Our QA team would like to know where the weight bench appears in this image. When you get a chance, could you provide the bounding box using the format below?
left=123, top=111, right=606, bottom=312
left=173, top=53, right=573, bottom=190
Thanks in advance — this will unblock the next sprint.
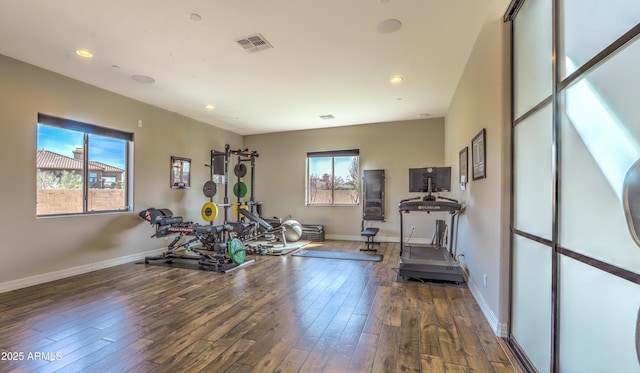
left=360, top=227, right=379, bottom=252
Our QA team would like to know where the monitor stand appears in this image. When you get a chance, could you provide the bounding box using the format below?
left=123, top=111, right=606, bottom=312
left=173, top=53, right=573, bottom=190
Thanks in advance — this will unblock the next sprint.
left=398, top=244, right=464, bottom=283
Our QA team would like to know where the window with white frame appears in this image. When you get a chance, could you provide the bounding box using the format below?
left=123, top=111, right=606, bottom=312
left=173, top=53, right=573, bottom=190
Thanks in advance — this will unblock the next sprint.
left=306, top=149, right=360, bottom=206
left=36, top=113, right=132, bottom=216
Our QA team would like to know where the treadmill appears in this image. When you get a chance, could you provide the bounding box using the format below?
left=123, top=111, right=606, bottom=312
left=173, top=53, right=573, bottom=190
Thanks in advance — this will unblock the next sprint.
left=397, top=169, right=464, bottom=283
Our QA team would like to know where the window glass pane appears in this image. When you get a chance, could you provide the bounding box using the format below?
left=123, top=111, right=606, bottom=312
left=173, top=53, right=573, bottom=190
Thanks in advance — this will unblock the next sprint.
left=561, top=0, right=640, bottom=79
left=308, top=157, right=333, bottom=204
left=511, top=235, right=552, bottom=373
left=513, top=103, right=553, bottom=240
left=36, top=124, right=84, bottom=215
left=560, top=39, right=640, bottom=274
left=87, top=134, right=127, bottom=212
left=334, top=156, right=359, bottom=205
left=559, top=256, right=640, bottom=372
left=513, top=0, right=552, bottom=118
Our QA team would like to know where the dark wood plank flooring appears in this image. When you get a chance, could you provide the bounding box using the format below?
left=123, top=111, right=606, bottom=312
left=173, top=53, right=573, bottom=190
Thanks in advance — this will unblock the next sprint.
left=0, top=241, right=518, bottom=372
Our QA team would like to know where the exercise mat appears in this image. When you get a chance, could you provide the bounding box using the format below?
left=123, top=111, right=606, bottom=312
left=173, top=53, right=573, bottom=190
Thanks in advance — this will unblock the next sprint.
left=292, top=249, right=383, bottom=262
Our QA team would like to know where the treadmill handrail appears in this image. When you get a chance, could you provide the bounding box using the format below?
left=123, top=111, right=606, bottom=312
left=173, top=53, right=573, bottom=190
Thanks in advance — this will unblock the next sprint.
left=436, top=196, right=459, bottom=203
left=398, top=199, right=462, bottom=213
left=399, top=196, right=421, bottom=203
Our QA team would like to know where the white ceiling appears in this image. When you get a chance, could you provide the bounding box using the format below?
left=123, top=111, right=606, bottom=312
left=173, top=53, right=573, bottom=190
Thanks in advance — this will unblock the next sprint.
left=0, top=0, right=499, bottom=135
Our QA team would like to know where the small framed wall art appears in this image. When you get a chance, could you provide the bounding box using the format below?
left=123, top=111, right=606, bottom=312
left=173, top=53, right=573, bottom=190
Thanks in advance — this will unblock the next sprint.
left=471, top=128, right=486, bottom=180
left=170, top=156, right=191, bottom=188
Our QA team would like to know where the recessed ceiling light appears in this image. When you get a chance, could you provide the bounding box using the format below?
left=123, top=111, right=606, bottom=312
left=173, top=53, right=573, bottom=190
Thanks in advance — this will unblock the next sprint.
left=418, top=113, right=430, bottom=118
left=205, top=104, right=215, bottom=110
left=319, top=114, right=335, bottom=120
left=75, top=49, right=93, bottom=58
left=376, top=19, right=402, bottom=34
left=131, top=75, right=155, bottom=84
left=390, top=76, right=403, bottom=83
left=189, top=13, right=202, bottom=21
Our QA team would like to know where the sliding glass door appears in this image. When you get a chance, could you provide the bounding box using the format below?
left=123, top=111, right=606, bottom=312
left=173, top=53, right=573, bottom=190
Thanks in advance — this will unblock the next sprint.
left=508, top=1, right=640, bottom=371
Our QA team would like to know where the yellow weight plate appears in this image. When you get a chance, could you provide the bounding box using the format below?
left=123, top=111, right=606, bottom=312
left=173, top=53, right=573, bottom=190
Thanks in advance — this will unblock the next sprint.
left=201, top=202, right=218, bottom=222
left=231, top=203, right=249, bottom=217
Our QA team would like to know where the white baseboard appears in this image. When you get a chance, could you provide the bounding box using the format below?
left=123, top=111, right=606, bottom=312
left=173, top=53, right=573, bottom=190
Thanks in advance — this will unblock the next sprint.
left=0, top=247, right=165, bottom=294
left=463, top=267, right=508, bottom=337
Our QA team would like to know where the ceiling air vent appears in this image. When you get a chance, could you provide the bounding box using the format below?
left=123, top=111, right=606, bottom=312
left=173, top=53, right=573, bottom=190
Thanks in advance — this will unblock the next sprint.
left=235, top=34, right=273, bottom=53
left=319, top=114, right=335, bottom=120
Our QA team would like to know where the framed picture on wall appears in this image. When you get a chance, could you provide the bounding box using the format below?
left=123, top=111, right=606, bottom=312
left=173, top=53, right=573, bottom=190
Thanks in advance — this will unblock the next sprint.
left=471, top=128, right=486, bottom=180
left=459, top=146, right=469, bottom=186
left=170, top=156, right=191, bottom=188
left=459, top=146, right=468, bottom=187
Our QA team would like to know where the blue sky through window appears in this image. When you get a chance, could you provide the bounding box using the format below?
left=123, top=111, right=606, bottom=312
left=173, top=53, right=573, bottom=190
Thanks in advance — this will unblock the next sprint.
left=308, top=156, right=354, bottom=181
left=37, top=124, right=126, bottom=169
left=88, top=134, right=126, bottom=169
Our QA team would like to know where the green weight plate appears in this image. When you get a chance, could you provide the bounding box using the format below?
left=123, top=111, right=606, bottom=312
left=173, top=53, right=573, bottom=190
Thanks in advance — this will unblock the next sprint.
left=228, top=238, right=246, bottom=264
left=233, top=182, right=248, bottom=198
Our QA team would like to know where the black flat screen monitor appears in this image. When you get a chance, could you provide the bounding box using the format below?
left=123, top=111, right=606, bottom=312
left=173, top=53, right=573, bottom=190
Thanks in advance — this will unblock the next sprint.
left=409, top=167, right=451, bottom=193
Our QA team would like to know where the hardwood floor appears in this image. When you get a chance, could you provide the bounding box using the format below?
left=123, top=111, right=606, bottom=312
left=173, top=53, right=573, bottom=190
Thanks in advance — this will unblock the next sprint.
left=0, top=241, right=518, bottom=372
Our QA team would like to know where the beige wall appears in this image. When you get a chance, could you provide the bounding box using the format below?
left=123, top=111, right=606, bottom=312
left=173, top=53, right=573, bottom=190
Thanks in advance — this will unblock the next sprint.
left=245, top=119, right=449, bottom=242
left=0, top=54, right=242, bottom=288
left=444, top=3, right=511, bottom=336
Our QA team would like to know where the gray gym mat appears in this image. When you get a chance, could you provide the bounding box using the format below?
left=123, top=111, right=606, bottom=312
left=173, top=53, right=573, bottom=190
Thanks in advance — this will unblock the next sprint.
left=292, top=249, right=383, bottom=262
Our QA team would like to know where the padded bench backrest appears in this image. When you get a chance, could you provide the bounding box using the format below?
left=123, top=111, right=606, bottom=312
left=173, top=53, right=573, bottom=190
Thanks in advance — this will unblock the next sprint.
left=139, top=208, right=183, bottom=226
